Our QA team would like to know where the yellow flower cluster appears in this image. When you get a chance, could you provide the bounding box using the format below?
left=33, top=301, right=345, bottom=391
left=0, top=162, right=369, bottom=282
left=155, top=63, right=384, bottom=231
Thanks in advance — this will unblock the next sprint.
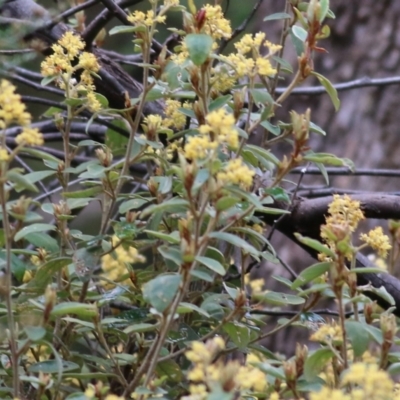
left=41, top=31, right=101, bottom=112
left=41, top=32, right=85, bottom=76
left=202, top=5, right=232, bottom=40
left=184, top=338, right=267, bottom=399
left=0, top=80, right=44, bottom=150
left=0, top=79, right=31, bottom=129
left=313, top=362, right=397, bottom=400
left=184, top=135, right=218, bottom=160
left=310, top=320, right=343, bottom=344
left=184, top=108, right=238, bottom=160
left=217, top=158, right=255, bottom=189
left=101, top=236, right=145, bottom=288
left=85, top=384, right=124, bottom=400
left=210, top=66, right=236, bottom=93
left=360, top=226, right=391, bottom=258
left=325, top=195, right=365, bottom=232
left=245, top=274, right=265, bottom=293
left=143, top=114, right=164, bottom=134
left=0, top=149, right=9, bottom=162
left=198, top=108, right=238, bottom=148
left=163, top=99, right=186, bottom=130
left=15, top=127, right=44, bottom=147
left=170, top=5, right=231, bottom=65
left=222, top=32, right=281, bottom=79
left=127, top=10, right=166, bottom=26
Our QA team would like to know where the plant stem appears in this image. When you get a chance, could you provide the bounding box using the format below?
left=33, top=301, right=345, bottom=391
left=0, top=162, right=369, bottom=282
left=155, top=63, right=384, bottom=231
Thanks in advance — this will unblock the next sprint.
left=0, top=182, right=19, bottom=396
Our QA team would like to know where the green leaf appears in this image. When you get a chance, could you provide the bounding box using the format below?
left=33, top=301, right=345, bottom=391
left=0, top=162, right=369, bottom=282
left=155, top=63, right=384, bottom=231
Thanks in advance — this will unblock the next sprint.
left=364, top=285, right=395, bottom=306
left=303, top=152, right=347, bottom=166
left=290, top=27, right=304, bottom=56
left=215, top=196, right=238, bottom=211
left=245, top=144, right=280, bottom=166
left=21, top=147, right=60, bottom=163
left=51, top=302, right=98, bottom=318
left=319, top=0, right=330, bottom=22
left=264, top=12, right=292, bottom=21
left=304, top=348, right=334, bottom=380
left=105, top=119, right=129, bottom=154
left=143, top=273, right=182, bottom=313
left=309, top=121, right=326, bottom=136
left=273, top=56, right=294, bottom=73
left=196, top=256, right=226, bottom=276
left=292, top=25, right=307, bottom=42
left=185, top=33, right=213, bottom=66
left=0, top=251, right=26, bottom=282
left=311, top=71, right=340, bottom=111
left=25, top=232, right=59, bottom=253
left=260, top=120, right=281, bottom=136
left=7, top=170, right=38, bottom=193
left=123, top=323, right=157, bottom=334
left=141, top=198, right=189, bottom=217
left=27, top=258, right=71, bottom=291
left=223, top=322, right=257, bottom=350
left=208, top=232, right=260, bottom=257
left=254, top=291, right=305, bottom=306
left=291, top=262, right=332, bottom=290
left=94, top=92, right=108, bottom=108
left=209, top=95, right=232, bottom=112
left=345, top=321, right=370, bottom=357
left=24, top=326, right=46, bottom=341
left=14, top=223, right=56, bottom=242
left=294, top=233, right=335, bottom=257
left=249, top=89, right=274, bottom=106
left=352, top=267, right=388, bottom=274
left=264, top=187, right=290, bottom=203
left=155, top=359, right=184, bottom=384
left=362, top=324, right=383, bottom=345
left=119, top=198, right=148, bottom=213
left=158, top=245, right=182, bottom=268
left=28, top=360, right=79, bottom=373
left=109, top=25, right=138, bottom=35
left=177, top=302, right=210, bottom=317
left=144, top=230, right=180, bottom=244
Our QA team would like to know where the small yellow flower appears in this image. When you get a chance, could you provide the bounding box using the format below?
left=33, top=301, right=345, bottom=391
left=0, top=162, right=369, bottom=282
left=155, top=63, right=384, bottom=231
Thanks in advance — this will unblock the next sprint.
left=78, top=52, right=100, bottom=71
left=143, top=114, right=164, bottom=133
left=58, top=31, right=85, bottom=58
left=163, top=99, right=186, bottom=130
left=187, top=365, right=205, bottom=382
left=360, top=226, right=391, bottom=258
left=15, top=127, right=44, bottom=147
left=256, top=57, right=277, bottom=76
left=342, top=362, right=394, bottom=398
left=104, top=395, right=124, bottom=400
left=0, top=79, right=32, bottom=128
left=217, top=158, right=255, bottom=189
left=248, top=278, right=264, bottom=294
left=310, top=387, right=350, bottom=400
left=184, top=135, right=218, bottom=160
left=202, top=5, right=232, bottom=40
left=326, top=194, right=365, bottom=231
left=128, top=9, right=166, bottom=26
left=101, top=236, right=145, bottom=289
left=310, top=321, right=342, bottom=344
left=0, top=148, right=10, bottom=162
left=199, top=108, right=238, bottom=148
left=23, top=270, right=33, bottom=283
left=86, top=92, right=102, bottom=113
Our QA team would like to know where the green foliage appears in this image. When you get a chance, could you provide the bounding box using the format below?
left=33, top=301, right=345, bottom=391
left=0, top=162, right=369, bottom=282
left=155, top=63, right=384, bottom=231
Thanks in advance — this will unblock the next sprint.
left=0, top=1, right=399, bottom=400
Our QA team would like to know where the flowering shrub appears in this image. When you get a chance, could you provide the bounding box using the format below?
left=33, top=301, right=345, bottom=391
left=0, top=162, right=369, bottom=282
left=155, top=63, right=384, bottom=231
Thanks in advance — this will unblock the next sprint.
left=1, top=0, right=400, bottom=399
